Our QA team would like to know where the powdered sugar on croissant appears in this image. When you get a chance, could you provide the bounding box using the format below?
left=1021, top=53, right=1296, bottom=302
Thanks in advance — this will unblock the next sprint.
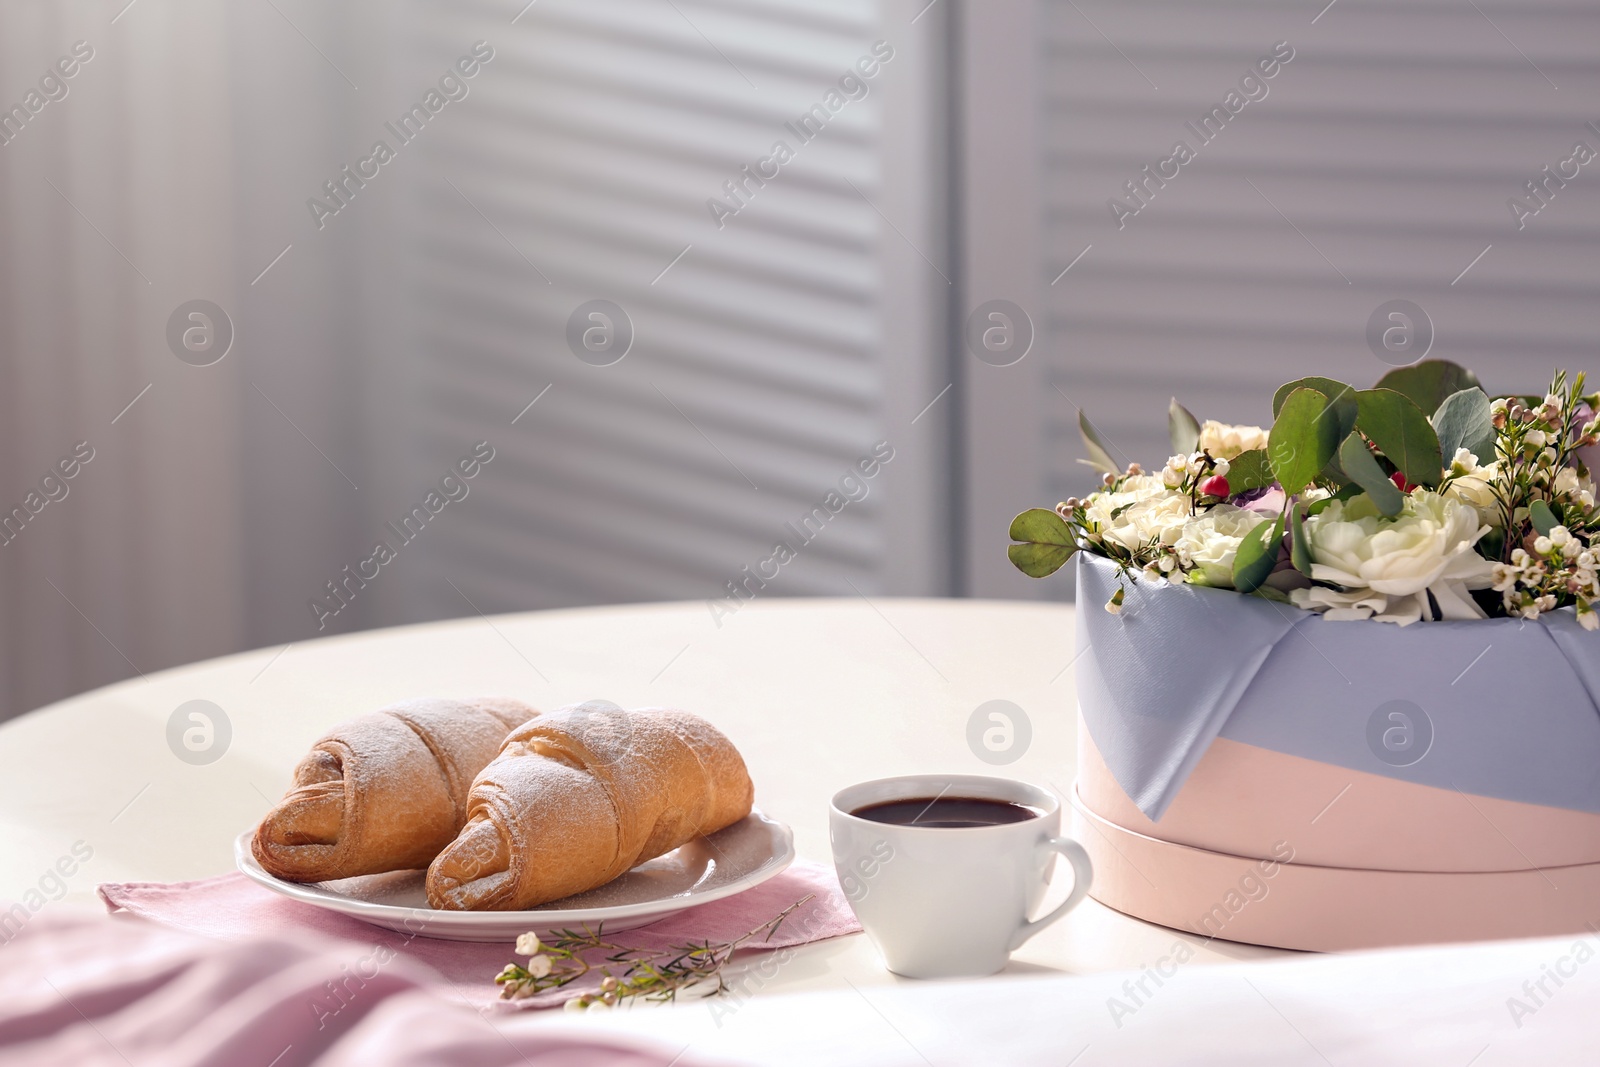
left=253, top=696, right=537, bottom=882
left=426, top=702, right=753, bottom=910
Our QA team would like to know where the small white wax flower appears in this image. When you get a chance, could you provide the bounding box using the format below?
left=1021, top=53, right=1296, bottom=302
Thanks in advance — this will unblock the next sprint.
left=1545, top=392, right=1565, bottom=412
left=1491, top=398, right=1509, bottom=413
left=1212, top=457, right=1231, bottom=477
left=526, top=955, right=553, bottom=979
left=1169, top=453, right=1189, bottom=472
left=1580, top=552, right=1596, bottom=569
left=1450, top=448, right=1479, bottom=473
left=563, top=998, right=588, bottom=1013
left=1581, top=610, right=1600, bottom=632
left=1527, top=429, right=1548, bottom=449
left=1565, top=539, right=1583, bottom=560
left=1105, top=589, right=1125, bottom=615
left=1535, top=536, right=1554, bottom=555
left=1551, top=525, right=1572, bottom=547
left=515, top=933, right=543, bottom=956
left=1541, top=447, right=1559, bottom=466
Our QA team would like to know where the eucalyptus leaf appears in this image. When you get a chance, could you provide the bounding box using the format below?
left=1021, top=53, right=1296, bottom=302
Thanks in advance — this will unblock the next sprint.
left=1319, top=450, right=1348, bottom=489
left=1225, top=449, right=1275, bottom=494
left=1269, top=388, right=1342, bottom=497
left=1288, top=501, right=1313, bottom=576
left=1169, top=398, right=1201, bottom=455
left=1077, top=411, right=1119, bottom=476
left=1355, top=388, right=1442, bottom=488
left=1338, top=432, right=1405, bottom=516
left=1312, top=393, right=1361, bottom=488
left=1273, top=376, right=1356, bottom=418
left=1232, top=514, right=1284, bottom=595
left=1530, top=499, right=1559, bottom=537
left=1375, top=360, right=1482, bottom=415
left=1006, top=508, right=1077, bottom=578
left=1307, top=484, right=1360, bottom=515
left=1432, top=387, right=1495, bottom=464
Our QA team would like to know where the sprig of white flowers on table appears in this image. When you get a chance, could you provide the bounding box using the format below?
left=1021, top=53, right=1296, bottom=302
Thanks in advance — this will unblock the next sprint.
left=492, top=897, right=810, bottom=1010
left=1009, top=362, right=1600, bottom=627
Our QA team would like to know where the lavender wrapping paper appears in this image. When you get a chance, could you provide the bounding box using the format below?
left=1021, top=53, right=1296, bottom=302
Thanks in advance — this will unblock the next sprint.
left=1075, top=553, right=1600, bottom=821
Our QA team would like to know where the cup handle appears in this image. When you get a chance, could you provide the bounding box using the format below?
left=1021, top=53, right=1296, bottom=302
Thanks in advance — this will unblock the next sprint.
left=1008, top=836, right=1094, bottom=952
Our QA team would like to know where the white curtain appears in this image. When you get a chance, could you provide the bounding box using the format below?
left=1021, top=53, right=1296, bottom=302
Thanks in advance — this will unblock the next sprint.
left=0, top=0, right=954, bottom=718
left=0, top=0, right=248, bottom=715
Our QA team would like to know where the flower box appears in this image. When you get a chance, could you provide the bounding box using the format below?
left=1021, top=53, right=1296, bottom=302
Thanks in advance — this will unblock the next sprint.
left=1069, top=552, right=1600, bottom=951
left=1005, top=361, right=1600, bottom=949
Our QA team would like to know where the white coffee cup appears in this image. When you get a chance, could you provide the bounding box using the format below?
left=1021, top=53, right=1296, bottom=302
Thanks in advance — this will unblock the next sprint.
left=829, top=774, right=1093, bottom=979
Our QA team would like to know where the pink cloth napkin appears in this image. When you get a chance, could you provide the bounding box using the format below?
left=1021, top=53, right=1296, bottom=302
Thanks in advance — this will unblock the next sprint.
left=98, top=860, right=859, bottom=1011
left=1, top=908, right=716, bottom=1067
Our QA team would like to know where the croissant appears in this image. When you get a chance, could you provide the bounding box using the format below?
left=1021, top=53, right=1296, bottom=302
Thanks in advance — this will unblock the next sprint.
left=426, top=702, right=754, bottom=910
left=252, top=696, right=538, bottom=882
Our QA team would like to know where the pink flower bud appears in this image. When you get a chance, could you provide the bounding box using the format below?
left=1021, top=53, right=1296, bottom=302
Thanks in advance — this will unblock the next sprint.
left=1199, top=474, right=1230, bottom=498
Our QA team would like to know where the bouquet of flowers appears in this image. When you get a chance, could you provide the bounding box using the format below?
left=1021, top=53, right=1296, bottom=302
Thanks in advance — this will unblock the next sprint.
left=1007, top=359, right=1600, bottom=627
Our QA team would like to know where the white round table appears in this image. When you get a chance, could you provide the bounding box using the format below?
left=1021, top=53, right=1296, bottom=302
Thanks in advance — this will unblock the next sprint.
left=0, top=597, right=1288, bottom=997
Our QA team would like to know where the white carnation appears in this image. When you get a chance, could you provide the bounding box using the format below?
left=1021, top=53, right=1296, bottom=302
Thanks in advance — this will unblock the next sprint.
left=1197, top=420, right=1269, bottom=461
left=1172, top=505, right=1269, bottom=588
left=1289, top=491, right=1494, bottom=625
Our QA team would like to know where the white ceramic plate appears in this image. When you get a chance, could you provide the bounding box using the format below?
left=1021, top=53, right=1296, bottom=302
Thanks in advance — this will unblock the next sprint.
left=234, top=810, right=796, bottom=942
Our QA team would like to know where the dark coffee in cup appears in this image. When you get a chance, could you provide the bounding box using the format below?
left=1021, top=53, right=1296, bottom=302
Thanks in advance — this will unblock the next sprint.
left=849, top=796, right=1042, bottom=829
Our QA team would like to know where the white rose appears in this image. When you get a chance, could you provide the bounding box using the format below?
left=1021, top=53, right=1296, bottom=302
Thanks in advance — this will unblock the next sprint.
left=1173, top=505, right=1269, bottom=588
left=1289, top=491, right=1494, bottom=625
left=1443, top=459, right=1502, bottom=526
left=1082, top=475, right=1192, bottom=553
left=1197, top=420, right=1270, bottom=461
left=1554, top=465, right=1594, bottom=503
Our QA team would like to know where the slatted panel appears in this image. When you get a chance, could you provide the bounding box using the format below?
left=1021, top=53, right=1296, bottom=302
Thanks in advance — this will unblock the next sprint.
left=1039, top=0, right=1600, bottom=511
left=381, top=0, right=900, bottom=613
